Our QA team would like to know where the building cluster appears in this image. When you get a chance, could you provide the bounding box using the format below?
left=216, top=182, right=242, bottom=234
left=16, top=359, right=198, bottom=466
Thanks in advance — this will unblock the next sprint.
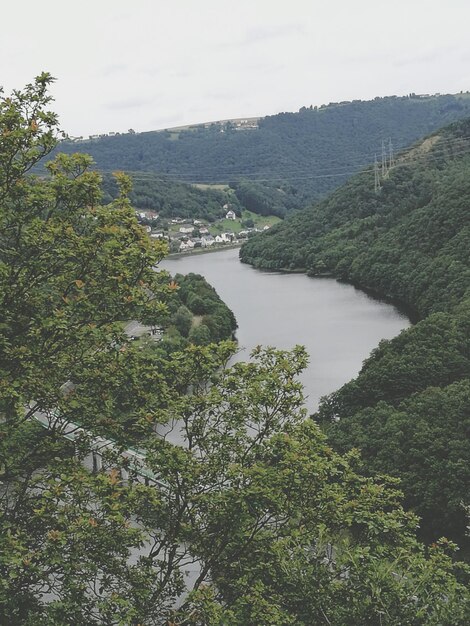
left=134, top=208, right=269, bottom=253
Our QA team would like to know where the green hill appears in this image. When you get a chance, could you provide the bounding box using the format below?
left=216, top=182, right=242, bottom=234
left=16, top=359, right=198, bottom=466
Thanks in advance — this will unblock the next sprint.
left=60, top=93, right=470, bottom=212
left=2, top=75, right=470, bottom=624
left=241, top=118, right=470, bottom=550
left=101, top=172, right=240, bottom=222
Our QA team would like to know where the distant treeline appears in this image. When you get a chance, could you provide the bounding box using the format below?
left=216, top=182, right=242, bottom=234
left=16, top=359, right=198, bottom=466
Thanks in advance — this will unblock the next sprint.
left=102, top=173, right=240, bottom=222
left=60, top=93, right=470, bottom=212
left=101, top=173, right=297, bottom=221
left=241, top=117, right=470, bottom=553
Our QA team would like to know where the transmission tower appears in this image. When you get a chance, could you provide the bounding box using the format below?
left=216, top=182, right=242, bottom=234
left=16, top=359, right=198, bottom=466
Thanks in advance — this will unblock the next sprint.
left=381, top=139, right=387, bottom=176
left=374, top=154, right=381, bottom=193
left=388, top=137, right=394, bottom=169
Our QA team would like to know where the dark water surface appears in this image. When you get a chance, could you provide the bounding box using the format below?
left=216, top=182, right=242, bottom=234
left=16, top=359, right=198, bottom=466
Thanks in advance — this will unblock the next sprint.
left=161, top=248, right=410, bottom=412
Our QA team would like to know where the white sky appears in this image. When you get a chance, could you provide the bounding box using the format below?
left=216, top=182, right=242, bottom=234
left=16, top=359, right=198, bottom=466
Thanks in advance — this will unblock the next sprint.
left=1, top=0, right=469, bottom=136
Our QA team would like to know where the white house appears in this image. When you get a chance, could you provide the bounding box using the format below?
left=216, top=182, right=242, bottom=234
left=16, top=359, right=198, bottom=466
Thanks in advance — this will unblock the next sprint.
left=179, top=226, right=194, bottom=234
left=201, top=235, right=215, bottom=247
left=179, top=239, right=195, bottom=251
left=225, top=210, right=236, bottom=220
left=215, top=232, right=234, bottom=244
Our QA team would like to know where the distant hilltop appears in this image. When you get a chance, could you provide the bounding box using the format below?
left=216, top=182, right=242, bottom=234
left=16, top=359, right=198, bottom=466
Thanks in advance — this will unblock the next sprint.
left=57, top=91, right=470, bottom=208
left=64, top=91, right=470, bottom=142
left=162, top=116, right=260, bottom=133
left=66, top=117, right=261, bottom=143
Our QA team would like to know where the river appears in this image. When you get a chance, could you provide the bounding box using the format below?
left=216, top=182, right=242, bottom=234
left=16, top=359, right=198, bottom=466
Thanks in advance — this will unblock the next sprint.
left=160, top=248, right=410, bottom=412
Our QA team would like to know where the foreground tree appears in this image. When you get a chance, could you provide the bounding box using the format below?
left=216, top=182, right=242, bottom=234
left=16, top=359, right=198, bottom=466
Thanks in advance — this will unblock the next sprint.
left=1, top=76, right=469, bottom=625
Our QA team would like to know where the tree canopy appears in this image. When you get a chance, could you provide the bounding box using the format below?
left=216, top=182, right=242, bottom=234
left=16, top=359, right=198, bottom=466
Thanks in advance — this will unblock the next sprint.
left=102, top=173, right=241, bottom=222
left=56, top=92, right=470, bottom=213
left=1, top=75, right=469, bottom=625
left=241, top=119, right=470, bottom=551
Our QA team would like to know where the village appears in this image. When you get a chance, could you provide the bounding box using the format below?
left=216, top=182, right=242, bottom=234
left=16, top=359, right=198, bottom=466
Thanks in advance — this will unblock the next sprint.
left=135, top=204, right=275, bottom=254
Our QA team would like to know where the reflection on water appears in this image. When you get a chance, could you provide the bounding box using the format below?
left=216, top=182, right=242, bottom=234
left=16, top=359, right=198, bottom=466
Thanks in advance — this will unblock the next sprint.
left=161, top=248, right=410, bottom=412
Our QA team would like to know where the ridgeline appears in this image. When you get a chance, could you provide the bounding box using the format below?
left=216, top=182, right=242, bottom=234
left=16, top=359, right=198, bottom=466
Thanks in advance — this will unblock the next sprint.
left=60, top=93, right=470, bottom=213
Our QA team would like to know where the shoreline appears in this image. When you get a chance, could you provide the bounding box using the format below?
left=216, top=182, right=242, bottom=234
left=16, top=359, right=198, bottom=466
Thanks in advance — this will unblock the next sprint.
left=167, top=242, right=242, bottom=259
left=239, top=259, right=418, bottom=323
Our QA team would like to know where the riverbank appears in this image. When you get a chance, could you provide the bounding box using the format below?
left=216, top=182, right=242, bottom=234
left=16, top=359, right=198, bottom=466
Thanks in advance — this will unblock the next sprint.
left=239, top=256, right=419, bottom=322
left=161, top=248, right=410, bottom=412
left=167, top=242, right=242, bottom=259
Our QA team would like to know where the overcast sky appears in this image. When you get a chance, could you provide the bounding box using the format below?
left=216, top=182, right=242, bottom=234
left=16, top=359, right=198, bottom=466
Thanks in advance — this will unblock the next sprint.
left=1, top=0, right=469, bottom=136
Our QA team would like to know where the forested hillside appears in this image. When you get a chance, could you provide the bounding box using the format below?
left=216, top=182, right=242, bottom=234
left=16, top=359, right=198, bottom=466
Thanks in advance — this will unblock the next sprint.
left=2, top=77, right=470, bottom=624
left=101, top=173, right=297, bottom=221
left=241, top=119, right=470, bottom=550
left=59, top=93, right=470, bottom=210
left=102, top=173, right=241, bottom=221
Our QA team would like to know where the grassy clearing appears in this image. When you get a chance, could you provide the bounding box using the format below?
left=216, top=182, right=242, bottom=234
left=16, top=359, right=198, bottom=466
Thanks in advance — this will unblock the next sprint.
left=242, top=210, right=282, bottom=228
left=208, top=211, right=281, bottom=235
left=210, top=219, right=243, bottom=234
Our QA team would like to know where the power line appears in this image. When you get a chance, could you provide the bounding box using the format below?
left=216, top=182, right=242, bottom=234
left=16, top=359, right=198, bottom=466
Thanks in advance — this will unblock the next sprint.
left=100, top=135, right=470, bottom=186
left=110, top=133, right=470, bottom=182
left=381, top=140, right=387, bottom=177
left=374, top=154, right=381, bottom=193
left=132, top=142, right=470, bottom=184
left=136, top=144, right=470, bottom=185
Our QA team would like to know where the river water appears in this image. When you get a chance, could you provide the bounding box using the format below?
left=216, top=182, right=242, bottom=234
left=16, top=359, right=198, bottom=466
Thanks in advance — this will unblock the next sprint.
left=160, top=248, right=410, bottom=412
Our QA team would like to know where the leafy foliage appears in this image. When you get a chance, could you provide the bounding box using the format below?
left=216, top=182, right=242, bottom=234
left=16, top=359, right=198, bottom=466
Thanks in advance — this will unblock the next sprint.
left=241, top=119, right=470, bottom=549
left=56, top=93, right=470, bottom=210
left=1, top=76, right=469, bottom=625
left=102, top=172, right=240, bottom=222
left=230, top=179, right=299, bottom=218
left=153, top=273, right=237, bottom=354
left=322, top=380, right=470, bottom=545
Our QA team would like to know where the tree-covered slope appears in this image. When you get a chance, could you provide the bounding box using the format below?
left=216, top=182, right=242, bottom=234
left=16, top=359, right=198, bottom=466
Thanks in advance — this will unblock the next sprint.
left=58, top=93, right=470, bottom=207
left=156, top=272, right=238, bottom=353
left=102, top=172, right=241, bottom=221
left=240, top=119, right=470, bottom=316
left=241, top=118, right=470, bottom=549
left=102, top=172, right=299, bottom=221
left=3, top=76, right=470, bottom=625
